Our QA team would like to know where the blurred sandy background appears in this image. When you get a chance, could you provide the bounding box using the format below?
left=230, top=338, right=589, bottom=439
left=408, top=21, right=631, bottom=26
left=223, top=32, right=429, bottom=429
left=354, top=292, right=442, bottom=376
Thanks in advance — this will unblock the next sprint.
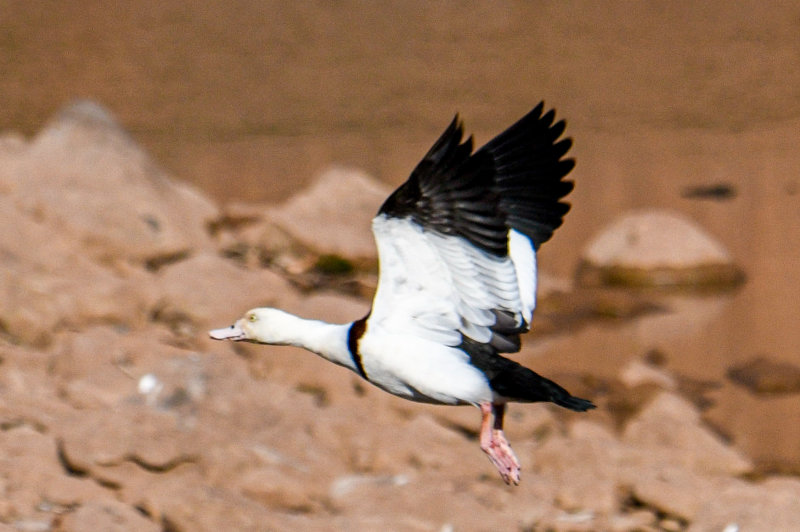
left=2, top=2, right=800, bottom=530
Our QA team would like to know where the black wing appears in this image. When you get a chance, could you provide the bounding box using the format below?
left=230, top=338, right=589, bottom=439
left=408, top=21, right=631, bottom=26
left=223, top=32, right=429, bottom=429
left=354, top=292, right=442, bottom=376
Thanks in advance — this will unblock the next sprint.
left=378, top=102, right=575, bottom=256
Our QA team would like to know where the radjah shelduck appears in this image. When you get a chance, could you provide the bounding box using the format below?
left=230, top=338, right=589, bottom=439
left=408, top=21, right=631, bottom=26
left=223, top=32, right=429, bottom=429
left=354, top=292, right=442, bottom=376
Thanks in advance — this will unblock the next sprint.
left=210, top=103, right=594, bottom=484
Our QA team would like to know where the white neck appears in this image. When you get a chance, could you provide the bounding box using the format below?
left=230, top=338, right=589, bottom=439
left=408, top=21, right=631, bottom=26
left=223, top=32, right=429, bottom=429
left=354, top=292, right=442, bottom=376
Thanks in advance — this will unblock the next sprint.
left=261, top=311, right=356, bottom=372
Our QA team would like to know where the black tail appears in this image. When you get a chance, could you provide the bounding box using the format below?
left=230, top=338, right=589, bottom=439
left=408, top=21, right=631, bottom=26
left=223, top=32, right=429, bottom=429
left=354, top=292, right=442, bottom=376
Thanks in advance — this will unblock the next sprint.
left=549, top=387, right=596, bottom=412
left=508, top=364, right=595, bottom=411
left=463, top=338, right=595, bottom=411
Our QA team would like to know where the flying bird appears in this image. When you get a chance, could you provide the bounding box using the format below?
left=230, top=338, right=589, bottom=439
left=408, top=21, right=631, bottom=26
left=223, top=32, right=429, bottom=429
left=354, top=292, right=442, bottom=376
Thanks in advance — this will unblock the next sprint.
left=210, top=103, right=594, bottom=484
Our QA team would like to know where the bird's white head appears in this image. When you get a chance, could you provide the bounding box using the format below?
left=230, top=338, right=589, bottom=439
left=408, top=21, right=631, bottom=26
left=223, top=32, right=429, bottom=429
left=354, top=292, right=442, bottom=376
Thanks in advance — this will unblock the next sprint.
left=209, top=307, right=295, bottom=345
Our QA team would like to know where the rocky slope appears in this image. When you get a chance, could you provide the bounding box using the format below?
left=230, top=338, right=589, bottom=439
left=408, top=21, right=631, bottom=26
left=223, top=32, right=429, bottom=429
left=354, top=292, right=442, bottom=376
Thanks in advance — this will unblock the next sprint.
left=0, top=103, right=797, bottom=531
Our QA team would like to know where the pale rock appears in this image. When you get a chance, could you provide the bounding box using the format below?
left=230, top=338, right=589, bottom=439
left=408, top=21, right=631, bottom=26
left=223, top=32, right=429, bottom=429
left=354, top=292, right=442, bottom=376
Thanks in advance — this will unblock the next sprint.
left=0, top=100, right=217, bottom=267
left=0, top=100, right=224, bottom=345
left=630, top=293, right=733, bottom=344
left=56, top=402, right=201, bottom=475
left=688, top=477, right=800, bottom=532
left=568, top=419, right=618, bottom=442
left=59, top=500, right=160, bottom=532
left=607, top=510, right=658, bottom=532
left=267, top=166, right=391, bottom=262
left=628, top=466, right=739, bottom=521
left=0, top=427, right=109, bottom=519
left=384, top=414, right=472, bottom=473
left=134, top=472, right=283, bottom=532
left=534, top=422, right=622, bottom=514
left=538, top=509, right=598, bottom=532
left=0, top=196, right=157, bottom=345
left=329, top=473, right=409, bottom=500
left=49, top=326, right=211, bottom=411
left=537, top=271, right=573, bottom=298
left=619, top=358, right=676, bottom=389
left=583, top=210, right=732, bottom=268
left=214, top=204, right=317, bottom=274
left=238, top=467, right=319, bottom=513
left=49, top=327, right=149, bottom=408
left=622, top=392, right=751, bottom=475
left=153, top=252, right=299, bottom=333
left=577, top=210, right=744, bottom=288
left=0, top=343, right=75, bottom=430
left=0, top=131, right=25, bottom=154
left=289, top=292, right=371, bottom=325
left=659, top=517, right=686, bottom=531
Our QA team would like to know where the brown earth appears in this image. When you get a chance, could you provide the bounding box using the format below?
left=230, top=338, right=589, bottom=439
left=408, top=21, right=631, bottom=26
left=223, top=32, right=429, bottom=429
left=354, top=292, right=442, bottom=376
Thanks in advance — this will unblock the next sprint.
left=2, top=2, right=800, bottom=531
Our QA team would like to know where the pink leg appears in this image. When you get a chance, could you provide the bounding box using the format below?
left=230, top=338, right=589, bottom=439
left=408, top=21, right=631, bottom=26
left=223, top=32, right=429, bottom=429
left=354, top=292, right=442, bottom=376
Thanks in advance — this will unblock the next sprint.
left=479, top=402, right=521, bottom=485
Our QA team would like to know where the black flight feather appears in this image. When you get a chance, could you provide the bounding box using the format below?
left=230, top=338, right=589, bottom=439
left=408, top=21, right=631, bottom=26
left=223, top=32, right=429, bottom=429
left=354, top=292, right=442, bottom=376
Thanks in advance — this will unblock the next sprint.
left=378, top=102, right=575, bottom=255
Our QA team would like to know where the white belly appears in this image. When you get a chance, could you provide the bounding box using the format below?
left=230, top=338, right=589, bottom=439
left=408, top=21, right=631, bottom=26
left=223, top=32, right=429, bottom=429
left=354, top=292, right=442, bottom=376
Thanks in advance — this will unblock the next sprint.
left=358, top=333, right=494, bottom=405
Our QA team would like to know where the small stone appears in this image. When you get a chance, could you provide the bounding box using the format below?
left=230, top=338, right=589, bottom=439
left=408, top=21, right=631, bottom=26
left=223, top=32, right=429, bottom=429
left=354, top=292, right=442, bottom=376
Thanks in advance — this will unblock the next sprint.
left=59, top=500, right=160, bottom=532
left=727, top=356, right=800, bottom=395
left=659, top=517, right=686, bottom=532
left=239, top=467, right=318, bottom=513
left=138, top=374, right=162, bottom=396
left=329, top=474, right=409, bottom=499
left=619, top=358, right=676, bottom=390
left=608, top=510, right=657, bottom=532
